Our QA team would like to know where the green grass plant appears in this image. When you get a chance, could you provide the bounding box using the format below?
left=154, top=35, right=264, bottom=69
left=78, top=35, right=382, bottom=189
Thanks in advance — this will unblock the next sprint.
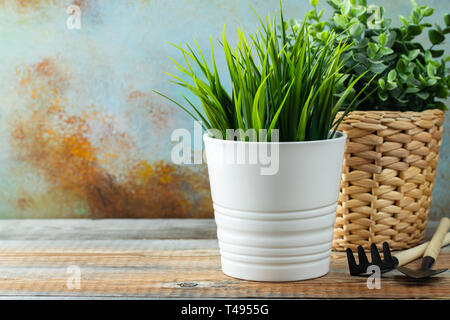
left=156, top=3, right=374, bottom=141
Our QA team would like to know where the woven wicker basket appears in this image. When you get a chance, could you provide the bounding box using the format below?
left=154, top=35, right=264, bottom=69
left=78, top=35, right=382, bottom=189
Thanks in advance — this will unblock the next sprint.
left=333, top=109, right=445, bottom=251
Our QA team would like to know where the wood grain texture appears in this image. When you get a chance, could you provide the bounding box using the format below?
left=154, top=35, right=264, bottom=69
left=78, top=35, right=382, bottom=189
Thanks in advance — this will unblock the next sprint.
left=0, top=219, right=217, bottom=240
left=0, top=220, right=447, bottom=299
left=0, top=219, right=439, bottom=240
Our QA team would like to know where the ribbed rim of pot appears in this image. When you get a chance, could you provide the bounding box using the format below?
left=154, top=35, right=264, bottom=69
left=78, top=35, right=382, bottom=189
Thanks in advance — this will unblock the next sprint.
left=203, top=131, right=346, bottom=145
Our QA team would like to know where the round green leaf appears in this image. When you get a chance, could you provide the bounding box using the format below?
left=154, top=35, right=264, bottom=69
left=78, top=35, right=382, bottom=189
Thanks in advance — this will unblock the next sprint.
left=408, top=49, right=420, bottom=60
left=399, top=15, right=408, bottom=26
left=405, top=87, right=420, bottom=93
left=436, top=86, right=449, bottom=98
left=341, top=1, right=351, bottom=15
left=407, top=25, right=422, bottom=36
left=426, top=78, right=437, bottom=86
left=377, top=89, right=388, bottom=101
left=378, top=33, right=387, bottom=46
left=386, top=81, right=397, bottom=90
left=417, top=91, right=430, bottom=100
left=428, top=29, right=445, bottom=45
left=350, top=21, right=364, bottom=36
left=333, top=14, right=347, bottom=28
left=430, top=50, right=444, bottom=58
left=444, top=13, right=450, bottom=26
left=422, top=7, right=434, bottom=17
left=388, top=70, right=397, bottom=81
left=410, top=9, right=420, bottom=24
left=370, top=63, right=388, bottom=74
left=366, top=42, right=378, bottom=59
left=380, top=47, right=393, bottom=56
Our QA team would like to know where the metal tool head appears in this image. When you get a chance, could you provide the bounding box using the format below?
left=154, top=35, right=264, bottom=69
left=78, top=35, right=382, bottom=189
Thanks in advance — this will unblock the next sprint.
left=397, top=267, right=448, bottom=279
left=346, top=242, right=398, bottom=276
left=397, top=256, right=448, bottom=279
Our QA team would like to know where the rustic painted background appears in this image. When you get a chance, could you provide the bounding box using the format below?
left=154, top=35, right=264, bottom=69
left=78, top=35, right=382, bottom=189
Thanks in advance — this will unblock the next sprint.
left=0, top=0, right=448, bottom=219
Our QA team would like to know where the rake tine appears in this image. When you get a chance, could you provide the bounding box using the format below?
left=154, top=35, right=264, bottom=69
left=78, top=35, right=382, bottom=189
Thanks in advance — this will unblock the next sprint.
left=382, top=241, right=393, bottom=262
left=370, top=243, right=383, bottom=266
left=346, top=248, right=359, bottom=275
left=357, top=245, right=369, bottom=269
left=380, top=241, right=398, bottom=272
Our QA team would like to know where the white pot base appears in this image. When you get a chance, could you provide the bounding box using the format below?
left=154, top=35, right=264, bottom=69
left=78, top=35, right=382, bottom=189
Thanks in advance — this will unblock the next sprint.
left=221, top=257, right=330, bottom=282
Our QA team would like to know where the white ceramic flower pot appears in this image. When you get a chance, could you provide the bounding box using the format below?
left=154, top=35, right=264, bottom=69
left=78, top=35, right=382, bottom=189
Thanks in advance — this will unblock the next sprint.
left=203, top=132, right=347, bottom=281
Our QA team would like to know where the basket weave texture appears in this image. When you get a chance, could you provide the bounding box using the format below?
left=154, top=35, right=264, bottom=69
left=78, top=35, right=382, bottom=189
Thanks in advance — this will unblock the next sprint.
left=333, top=109, right=445, bottom=251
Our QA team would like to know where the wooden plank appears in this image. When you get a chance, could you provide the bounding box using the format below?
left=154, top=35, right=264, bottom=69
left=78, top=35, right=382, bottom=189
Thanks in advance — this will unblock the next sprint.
left=0, top=219, right=217, bottom=240
left=0, top=219, right=439, bottom=240
left=0, top=220, right=447, bottom=299
left=0, top=239, right=448, bottom=299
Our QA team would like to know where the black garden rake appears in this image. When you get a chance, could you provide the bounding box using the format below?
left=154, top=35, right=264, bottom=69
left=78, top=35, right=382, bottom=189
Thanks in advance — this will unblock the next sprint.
left=346, top=242, right=397, bottom=276
left=346, top=231, right=450, bottom=276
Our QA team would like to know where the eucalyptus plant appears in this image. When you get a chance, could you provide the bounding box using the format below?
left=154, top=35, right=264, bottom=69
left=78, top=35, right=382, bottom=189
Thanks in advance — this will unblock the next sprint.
left=156, top=5, right=372, bottom=142
left=298, top=0, right=450, bottom=111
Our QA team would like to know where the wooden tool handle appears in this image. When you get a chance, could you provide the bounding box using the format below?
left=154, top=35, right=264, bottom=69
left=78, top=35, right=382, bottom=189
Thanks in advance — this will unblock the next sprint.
left=395, top=232, right=450, bottom=267
left=423, top=217, right=450, bottom=260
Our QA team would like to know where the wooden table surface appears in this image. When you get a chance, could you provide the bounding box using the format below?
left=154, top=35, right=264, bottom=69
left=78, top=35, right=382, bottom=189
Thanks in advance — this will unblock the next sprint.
left=0, top=219, right=448, bottom=299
